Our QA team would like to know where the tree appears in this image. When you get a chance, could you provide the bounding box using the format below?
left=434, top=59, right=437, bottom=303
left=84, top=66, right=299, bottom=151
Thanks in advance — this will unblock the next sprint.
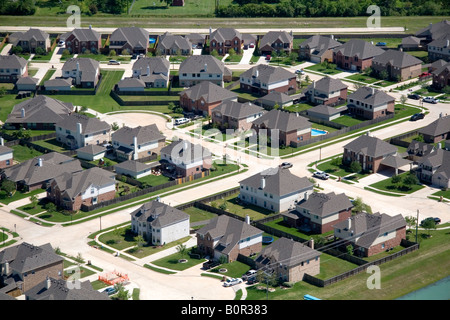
left=349, top=161, right=362, bottom=173
left=11, top=45, right=23, bottom=55
left=159, top=0, right=172, bottom=7
left=113, top=282, right=131, bottom=300
left=0, top=87, right=6, bottom=98
left=45, top=202, right=57, bottom=213
left=29, top=194, right=39, bottom=209
left=176, top=244, right=187, bottom=260
left=400, top=94, right=407, bottom=105
left=135, top=235, right=145, bottom=248
left=111, top=122, right=120, bottom=131
left=35, top=47, right=45, bottom=56
left=346, top=244, right=354, bottom=255
left=391, top=174, right=402, bottom=185
left=421, top=218, right=436, bottom=237
left=405, top=215, right=417, bottom=232
left=352, top=196, right=372, bottom=214
left=228, top=48, right=236, bottom=56
left=1, top=180, right=16, bottom=197
left=403, top=173, right=419, bottom=188
left=109, top=49, right=117, bottom=57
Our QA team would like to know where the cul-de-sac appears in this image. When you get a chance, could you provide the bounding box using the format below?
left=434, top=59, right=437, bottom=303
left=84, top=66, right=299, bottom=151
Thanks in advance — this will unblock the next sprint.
left=0, top=0, right=448, bottom=301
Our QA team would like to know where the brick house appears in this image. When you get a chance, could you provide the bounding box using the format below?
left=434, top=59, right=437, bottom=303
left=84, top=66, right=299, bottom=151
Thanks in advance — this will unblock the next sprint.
left=251, top=109, right=312, bottom=147
left=416, top=148, right=450, bottom=188
left=333, top=39, right=385, bottom=71
left=347, top=87, right=395, bottom=120
left=0, top=143, right=13, bottom=169
left=427, top=37, right=450, bottom=62
left=196, top=215, right=263, bottom=262
left=299, top=35, right=341, bottom=63
left=418, top=115, right=450, bottom=144
left=60, top=27, right=101, bottom=54
left=62, top=57, right=100, bottom=88
left=179, top=55, right=232, bottom=87
left=156, top=32, right=192, bottom=56
left=132, top=57, right=170, bottom=88
left=372, top=49, right=423, bottom=81
left=47, top=167, right=116, bottom=211
left=0, top=242, right=64, bottom=297
left=211, top=101, right=265, bottom=132
left=283, top=192, right=353, bottom=234
left=209, top=28, right=243, bottom=55
left=255, top=237, right=321, bottom=283
left=179, top=81, right=238, bottom=116
left=259, top=31, right=293, bottom=55
left=109, top=27, right=149, bottom=54
left=333, top=212, right=406, bottom=257
left=240, top=64, right=297, bottom=96
left=431, top=61, right=450, bottom=90
left=304, top=76, right=348, bottom=106
left=343, top=133, right=398, bottom=173
left=9, top=28, right=50, bottom=53
left=0, top=54, right=28, bottom=83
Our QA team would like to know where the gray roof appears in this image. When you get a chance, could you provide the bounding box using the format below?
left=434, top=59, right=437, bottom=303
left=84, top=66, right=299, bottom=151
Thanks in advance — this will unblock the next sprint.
left=157, top=32, right=192, bottom=51
left=115, top=159, right=151, bottom=173
left=300, top=35, right=342, bottom=56
left=6, top=95, right=74, bottom=125
left=112, top=124, right=165, bottom=146
left=348, top=87, right=395, bottom=106
left=110, top=27, right=149, bottom=50
left=132, top=57, right=170, bottom=75
left=407, top=140, right=435, bottom=157
left=185, top=33, right=205, bottom=44
left=239, top=167, right=313, bottom=197
left=333, top=39, right=385, bottom=60
left=118, top=77, right=145, bottom=89
left=380, top=154, right=412, bottom=169
left=9, top=28, right=49, bottom=44
left=252, top=109, right=311, bottom=133
left=180, top=81, right=237, bottom=103
left=419, top=149, right=450, bottom=175
left=297, top=192, right=353, bottom=217
left=51, top=167, right=115, bottom=200
left=131, top=200, right=189, bottom=228
left=76, top=144, right=106, bottom=155
left=61, top=28, right=100, bottom=42
left=160, top=139, right=211, bottom=165
left=62, top=57, right=100, bottom=74
left=210, top=28, right=242, bottom=43
left=401, top=36, right=422, bottom=46
left=0, top=54, right=28, bottom=70
left=259, top=91, right=293, bottom=104
left=306, top=76, right=347, bottom=94
left=16, top=76, right=39, bottom=85
left=179, top=55, right=230, bottom=75
left=344, top=134, right=398, bottom=158
left=334, top=212, right=406, bottom=249
left=415, top=20, right=450, bottom=40
left=212, top=101, right=264, bottom=120
left=196, top=215, right=262, bottom=255
left=0, top=145, right=13, bottom=155
left=430, top=59, right=448, bottom=71
left=3, top=152, right=83, bottom=186
left=260, top=31, right=292, bottom=48
left=307, top=104, right=347, bottom=117
left=25, top=278, right=110, bottom=300
left=255, top=237, right=320, bottom=268
left=432, top=61, right=450, bottom=76
left=240, top=64, right=295, bottom=85
left=419, top=115, right=450, bottom=137
left=55, top=113, right=111, bottom=134
left=44, top=78, right=72, bottom=88
left=373, top=49, right=422, bottom=68
left=0, top=242, right=63, bottom=275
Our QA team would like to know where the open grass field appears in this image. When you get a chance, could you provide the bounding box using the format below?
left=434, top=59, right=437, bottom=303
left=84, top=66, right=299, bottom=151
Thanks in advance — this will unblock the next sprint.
left=130, top=0, right=233, bottom=17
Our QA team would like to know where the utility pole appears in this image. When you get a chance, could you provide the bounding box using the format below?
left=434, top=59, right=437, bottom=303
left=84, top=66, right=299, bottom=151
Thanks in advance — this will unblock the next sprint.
left=415, top=209, right=419, bottom=243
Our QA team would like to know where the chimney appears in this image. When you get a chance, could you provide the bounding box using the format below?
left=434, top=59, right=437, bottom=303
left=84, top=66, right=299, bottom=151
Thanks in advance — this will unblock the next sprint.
left=304, top=191, right=308, bottom=201
left=309, top=238, right=314, bottom=250
left=255, top=69, right=259, bottom=78
left=4, top=261, right=9, bottom=275
left=133, top=136, right=138, bottom=160
left=260, top=177, right=265, bottom=189
left=345, top=217, right=351, bottom=230
left=183, top=140, right=188, bottom=151
left=89, top=25, right=92, bottom=29
left=46, top=276, right=51, bottom=290
left=38, top=158, right=43, bottom=167
left=146, top=64, right=150, bottom=76
left=76, top=122, right=82, bottom=134
left=0, top=137, right=4, bottom=146
left=447, top=40, right=449, bottom=47
left=245, top=215, right=250, bottom=225
left=290, top=30, right=293, bottom=38
left=371, top=87, right=375, bottom=95
left=366, top=131, right=371, bottom=136
left=204, top=63, right=207, bottom=72
left=331, top=35, right=334, bottom=40
left=21, top=108, right=25, bottom=118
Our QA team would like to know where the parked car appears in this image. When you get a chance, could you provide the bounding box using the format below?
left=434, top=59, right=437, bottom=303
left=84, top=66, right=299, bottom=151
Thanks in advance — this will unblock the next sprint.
left=313, top=171, right=330, bottom=180
left=408, top=94, right=421, bottom=100
left=132, top=54, right=137, bottom=59
left=410, top=113, right=425, bottom=121
left=247, top=276, right=259, bottom=285
left=223, top=278, right=243, bottom=287
left=202, top=260, right=220, bottom=270
left=242, top=269, right=257, bottom=281
left=58, top=40, right=65, bottom=46
left=249, top=43, right=255, bottom=48
left=376, top=42, right=387, bottom=46
left=295, top=69, right=305, bottom=74
left=423, top=96, right=439, bottom=104
left=419, top=72, right=431, bottom=78
left=280, top=162, right=293, bottom=169
left=174, top=118, right=189, bottom=125
left=103, top=287, right=117, bottom=296
left=265, top=55, right=271, bottom=61
left=421, top=217, right=441, bottom=226
left=108, top=60, right=120, bottom=65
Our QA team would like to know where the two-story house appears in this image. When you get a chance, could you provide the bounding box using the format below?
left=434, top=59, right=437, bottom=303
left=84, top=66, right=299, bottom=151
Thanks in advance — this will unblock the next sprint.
left=418, top=115, right=450, bottom=144
left=0, top=140, right=13, bottom=169
left=109, top=27, right=149, bottom=54
left=299, top=35, right=342, bottom=63
left=372, top=49, right=423, bottom=81
left=179, top=55, right=232, bottom=87
left=416, top=148, right=450, bottom=188
left=9, top=28, right=50, bottom=53
left=55, top=113, right=111, bottom=150
left=211, top=101, right=265, bottom=132
left=209, top=28, right=243, bottom=55
left=347, top=87, right=395, bottom=120
left=239, top=64, right=297, bottom=96
left=0, top=54, right=28, bottom=83
left=304, top=76, right=348, bottom=106
left=428, top=37, right=450, bottom=62
left=131, top=57, right=170, bottom=88
left=156, top=32, right=192, bottom=56
left=431, top=61, right=450, bottom=90
left=60, top=27, right=101, bottom=54
left=333, top=39, right=385, bottom=71
left=61, top=57, right=100, bottom=88
left=259, top=31, right=293, bottom=55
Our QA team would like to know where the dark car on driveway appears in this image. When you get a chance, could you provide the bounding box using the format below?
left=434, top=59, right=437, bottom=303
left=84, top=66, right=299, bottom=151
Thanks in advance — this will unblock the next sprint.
left=420, top=217, right=441, bottom=226
left=408, top=94, right=421, bottom=100
left=203, top=260, right=220, bottom=270
left=410, top=113, right=425, bottom=121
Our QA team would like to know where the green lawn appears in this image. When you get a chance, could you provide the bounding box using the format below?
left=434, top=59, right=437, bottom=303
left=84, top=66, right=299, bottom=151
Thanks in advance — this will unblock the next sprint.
left=182, top=206, right=217, bottom=223
left=32, top=138, right=69, bottom=153
left=130, top=0, right=233, bottom=16
left=0, top=188, right=44, bottom=205
left=345, top=73, right=380, bottom=84
left=263, top=218, right=311, bottom=241
left=331, top=115, right=365, bottom=127
left=305, top=63, right=342, bottom=75
left=98, top=226, right=136, bottom=251
left=0, top=95, right=30, bottom=122
left=137, top=174, right=171, bottom=187
left=10, top=144, right=45, bottom=162
left=369, top=172, right=425, bottom=195
left=210, top=261, right=252, bottom=279
left=39, top=68, right=56, bottom=85
left=338, top=38, right=402, bottom=49
left=284, top=103, right=314, bottom=113
left=314, top=252, right=360, bottom=280
left=432, top=189, right=450, bottom=200
left=225, top=54, right=243, bottom=63
left=316, top=157, right=360, bottom=177
left=151, top=246, right=206, bottom=271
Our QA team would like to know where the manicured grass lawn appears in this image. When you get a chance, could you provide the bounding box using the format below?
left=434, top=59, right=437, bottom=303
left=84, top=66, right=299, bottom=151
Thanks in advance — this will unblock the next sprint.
left=0, top=188, right=45, bottom=205
left=413, top=87, right=442, bottom=97
left=338, top=38, right=402, bottom=49
left=225, top=54, right=243, bottom=63
left=314, top=252, right=359, bottom=280
left=137, top=174, right=171, bottom=187
left=210, top=261, right=252, bottom=279
left=305, top=63, right=342, bottom=75
left=182, top=206, right=217, bottom=223
left=77, top=53, right=131, bottom=62
left=3, top=129, right=55, bottom=138
left=17, top=198, right=50, bottom=215
left=230, top=85, right=261, bottom=101
left=432, top=189, right=450, bottom=199
left=98, top=226, right=136, bottom=251
left=369, top=172, right=425, bottom=194
left=130, top=0, right=233, bottom=16
left=331, top=115, right=365, bottom=127
left=284, top=103, right=314, bottom=113
left=32, top=138, right=69, bottom=153
left=10, top=144, right=45, bottom=162
left=263, top=218, right=311, bottom=241
left=64, top=266, right=96, bottom=279
left=316, top=157, right=358, bottom=177
left=345, top=73, right=380, bottom=84
left=150, top=245, right=205, bottom=271
left=0, top=94, right=29, bottom=122
left=39, top=68, right=56, bottom=85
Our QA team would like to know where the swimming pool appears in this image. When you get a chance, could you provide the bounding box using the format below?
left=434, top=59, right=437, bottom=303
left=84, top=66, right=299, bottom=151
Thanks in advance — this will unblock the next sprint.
left=311, top=128, right=328, bottom=136
left=149, top=38, right=156, bottom=44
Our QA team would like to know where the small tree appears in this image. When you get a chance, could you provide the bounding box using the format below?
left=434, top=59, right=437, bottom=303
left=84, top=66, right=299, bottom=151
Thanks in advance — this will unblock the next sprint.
left=403, top=173, right=419, bottom=188
left=29, top=194, right=39, bottom=209
left=391, top=174, right=402, bottom=185
left=352, top=196, right=372, bottom=214
left=35, top=47, right=46, bottom=56
left=109, top=49, right=117, bottom=57
left=400, top=94, right=407, bottom=105
left=218, top=200, right=228, bottom=211
left=346, top=244, right=354, bottom=255
left=135, top=235, right=145, bottom=248
left=111, top=122, right=120, bottom=131
left=228, top=48, right=235, bottom=56
left=349, top=161, right=362, bottom=173
left=176, top=244, right=187, bottom=260
left=405, top=216, right=417, bottom=233
left=45, top=202, right=57, bottom=213
left=1, top=180, right=16, bottom=197
left=113, top=282, right=131, bottom=300
left=421, top=219, right=436, bottom=237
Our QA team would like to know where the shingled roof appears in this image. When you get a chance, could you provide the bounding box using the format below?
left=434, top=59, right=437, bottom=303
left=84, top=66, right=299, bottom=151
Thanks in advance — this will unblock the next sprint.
left=252, top=109, right=311, bottom=133
left=297, top=192, right=353, bottom=217
left=306, top=76, right=347, bottom=94
left=240, top=64, right=295, bottom=85
left=112, top=124, right=165, bottom=146
left=373, top=49, right=422, bottom=68
left=212, top=101, right=264, bottom=120
left=348, top=87, right=395, bottom=106
left=300, top=35, right=342, bottom=56
left=260, top=31, right=293, bottom=48
left=180, top=81, right=237, bottom=103
left=333, top=39, right=385, bottom=60
left=9, top=28, right=49, bottom=44
left=132, top=57, right=170, bottom=75
left=415, top=19, right=450, bottom=40
left=344, top=134, right=398, bottom=158
left=131, top=200, right=189, bottom=229
left=157, top=32, right=192, bottom=52
left=210, top=28, right=242, bottom=43
left=179, top=55, right=230, bottom=75
left=160, top=139, right=211, bottom=165
left=60, top=28, right=100, bottom=42
left=110, top=27, right=149, bottom=51
left=418, top=115, right=450, bottom=137
left=0, top=54, right=28, bottom=70
left=56, top=113, right=111, bottom=135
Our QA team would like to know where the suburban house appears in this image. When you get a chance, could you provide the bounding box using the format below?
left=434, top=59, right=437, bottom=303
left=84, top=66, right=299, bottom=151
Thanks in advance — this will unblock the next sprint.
left=0, top=141, right=13, bottom=169
left=76, top=144, right=107, bottom=162
left=0, top=54, right=28, bottom=83
left=185, top=33, right=206, bottom=48
left=47, top=167, right=116, bottom=211
left=1, top=152, right=83, bottom=191
left=240, top=64, right=297, bottom=96
left=415, top=20, right=450, bottom=44
left=160, top=139, right=212, bottom=178
left=372, top=49, right=423, bottom=81
left=114, top=160, right=156, bottom=179
left=0, top=242, right=64, bottom=297
left=179, top=81, right=238, bottom=116
left=15, top=76, right=39, bottom=91
left=116, top=78, right=145, bottom=92
left=211, top=101, right=265, bottom=131
left=55, top=113, right=111, bottom=150
left=400, top=36, right=423, bottom=51
left=60, top=27, right=101, bottom=54
left=251, top=109, right=312, bottom=147
left=178, top=55, right=232, bottom=87
left=306, top=104, right=348, bottom=121
left=25, top=278, right=110, bottom=300
left=416, top=148, right=450, bottom=188
left=130, top=200, right=190, bottom=245
left=239, top=167, right=314, bottom=213
left=156, top=32, right=192, bottom=56
left=418, top=115, right=450, bottom=143
left=333, top=39, right=385, bottom=71
left=429, top=59, right=447, bottom=73
left=5, top=95, right=74, bottom=130
left=347, top=87, right=395, bottom=120
left=256, top=91, right=294, bottom=110
left=196, top=215, right=263, bottom=262
left=9, top=28, right=50, bottom=53
left=259, top=31, right=293, bottom=55
left=283, top=192, right=353, bottom=234
left=304, top=76, right=348, bottom=106
left=111, top=124, right=166, bottom=161
left=431, top=61, right=450, bottom=89
left=44, top=78, right=72, bottom=92
left=406, top=140, right=436, bottom=162
left=61, top=57, right=100, bottom=88
left=299, top=35, right=342, bottom=63
left=131, top=57, right=170, bottom=88
left=343, top=133, right=398, bottom=173
left=209, top=28, right=243, bottom=55
left=427, top=37, right=450, bottom=62
left=109, top=27, right=149, bottom=54
left=254, top=237, right=321, bottom=283
left=333, top=212, right=407, bottom=257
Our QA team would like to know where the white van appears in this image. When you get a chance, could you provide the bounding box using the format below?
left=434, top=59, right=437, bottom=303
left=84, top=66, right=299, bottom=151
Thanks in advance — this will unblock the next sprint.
left=174, top=118, right=189, bottom=126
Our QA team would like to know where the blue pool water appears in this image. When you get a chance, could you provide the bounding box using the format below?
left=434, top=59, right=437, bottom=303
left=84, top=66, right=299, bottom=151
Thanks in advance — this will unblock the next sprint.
left=149, top=38, right=156, bottom=44
left=312, top=128, right=328, bottom=136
